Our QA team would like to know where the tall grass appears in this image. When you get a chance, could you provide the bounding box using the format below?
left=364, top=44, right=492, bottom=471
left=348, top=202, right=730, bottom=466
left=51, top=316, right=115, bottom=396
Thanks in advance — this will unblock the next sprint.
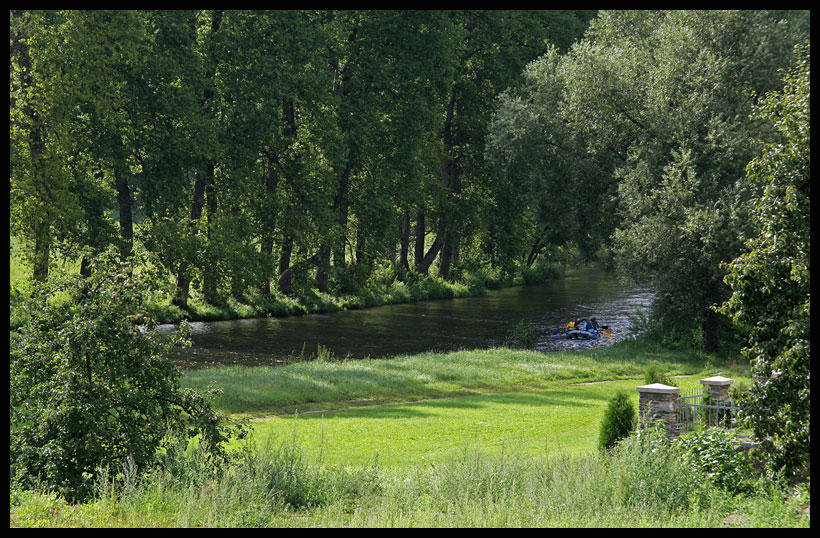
left=10, top=431, right=809, bottom=527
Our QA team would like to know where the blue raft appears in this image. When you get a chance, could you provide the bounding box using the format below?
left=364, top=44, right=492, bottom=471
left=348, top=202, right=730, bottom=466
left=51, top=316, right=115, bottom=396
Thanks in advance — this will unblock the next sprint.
left=565, top=329, right=599, bottom=340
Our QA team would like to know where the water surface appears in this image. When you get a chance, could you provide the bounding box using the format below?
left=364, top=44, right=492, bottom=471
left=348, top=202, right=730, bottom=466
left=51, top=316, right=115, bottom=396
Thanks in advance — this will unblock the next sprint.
left=161, top=267, right=653, bottom=370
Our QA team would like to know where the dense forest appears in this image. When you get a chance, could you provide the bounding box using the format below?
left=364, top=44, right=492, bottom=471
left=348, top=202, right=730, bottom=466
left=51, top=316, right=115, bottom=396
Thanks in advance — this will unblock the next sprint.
left=10, top=10, right=808, bottom=347
left=10, top=10, right=595, bottom=305
left=10, top=10, right=811, bottom=499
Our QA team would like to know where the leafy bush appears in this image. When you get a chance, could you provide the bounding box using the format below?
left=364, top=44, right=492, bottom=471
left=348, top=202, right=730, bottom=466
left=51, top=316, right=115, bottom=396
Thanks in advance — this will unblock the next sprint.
left=676, top=428, right=754, bottom=494
left=643, top=362, right=676, bottom=386
left=520, top=259, right=561, bottom=286
left=598, top=391, right=636, bottom=450
left=509, top=319, right=537, bottom=348
left=9, top=250, right=242, bottom=501
left=610, top=425, right=706, bottom=512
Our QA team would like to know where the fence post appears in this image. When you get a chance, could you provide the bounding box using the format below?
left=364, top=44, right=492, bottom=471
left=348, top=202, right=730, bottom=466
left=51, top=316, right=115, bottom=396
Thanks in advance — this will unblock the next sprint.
left=700, top=376, right=734, bottom=428
left=636, top=383, right=680, bottom=437
left=700, top=376, right=733, bottom=403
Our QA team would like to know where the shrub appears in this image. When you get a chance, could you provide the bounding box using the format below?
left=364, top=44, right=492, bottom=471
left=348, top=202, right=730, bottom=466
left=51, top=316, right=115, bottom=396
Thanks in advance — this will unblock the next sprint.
left=643, top=362, right=676, bottom=386
left=520, top=259, right=560, bottom=286
left=675, top=428, right=754, bottom=494
left=598, top=391, right=636, bottom=450
left=509, top=319, right=537, bottom=348
left=9, top=250, right=242, bottom=501
left=611, top=425, right=706, bottom=512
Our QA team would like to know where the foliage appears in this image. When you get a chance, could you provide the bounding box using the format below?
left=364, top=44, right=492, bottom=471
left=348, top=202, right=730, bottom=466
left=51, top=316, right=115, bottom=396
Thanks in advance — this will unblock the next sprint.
left=505, top=319, right=538, bottom=349
left=495, top=10, right=809, bottom=354
left=10, top=9, right=595, bottom=308
left=610, top=424, right=706, bottom=512
left=10, top=439, right=811, bottom=527
left=720, top=43, right=810, bottom=481
left=9, top=250, right=243, bottom=501
left=643, top=362, right=676, bottom=386
left=598, top=390, right=636, bottom=450
left=676, top=428, right=755, bottom=494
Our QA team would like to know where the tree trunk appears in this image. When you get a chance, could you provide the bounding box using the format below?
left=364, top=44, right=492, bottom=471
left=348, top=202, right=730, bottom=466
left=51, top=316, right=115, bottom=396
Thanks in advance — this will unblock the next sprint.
left=259, top=155, right=279, bottom=297
left=414, top=212, right=426, bottom=271
left=13, top=16, right=50, bottom=283
left=316, top=246, right=331, bottom=292
left=32, top=219, right=50, bottom=283
left=172, top=168, right=207, bottom=309
left=439, top=232, right=454, bottom=280
left=333, top=157, right=353, bottom=270
left=113, top=163, right=133, bottom=260
left=399, top=213, right=410, bottom=271
left=278, top=234, right=294, bottom=295
left=355, top=230, right=366, bottom=266
left=437, top=89, right=461, bottom=281
left=701, top=307, right=719, bottom=354
left=416, top=234, right=443, bottom=275
left=202, top=162, right=219, bottom=303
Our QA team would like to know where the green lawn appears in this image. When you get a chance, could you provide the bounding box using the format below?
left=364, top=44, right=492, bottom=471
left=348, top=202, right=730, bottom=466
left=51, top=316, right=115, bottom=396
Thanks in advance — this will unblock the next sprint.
left=185, top=344, right=747, bottom=467
left=245, top=380, right=644, bottom=467
left=182, top=343, right=747, bottom=418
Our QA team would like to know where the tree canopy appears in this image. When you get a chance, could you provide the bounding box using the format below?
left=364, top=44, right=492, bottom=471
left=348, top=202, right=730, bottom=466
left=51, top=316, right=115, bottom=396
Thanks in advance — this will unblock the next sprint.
left=10, top=9, right=596, bottom=303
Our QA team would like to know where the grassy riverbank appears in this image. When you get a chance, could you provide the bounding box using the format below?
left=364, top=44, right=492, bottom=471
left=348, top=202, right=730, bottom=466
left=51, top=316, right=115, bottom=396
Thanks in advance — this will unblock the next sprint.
left=10, top=338, right=810, bottom=527
left=10, top=234, right=565, bottom=325
left=182, top=339, right=752, bottom=468
left=181, top=338, right=743, bottom=418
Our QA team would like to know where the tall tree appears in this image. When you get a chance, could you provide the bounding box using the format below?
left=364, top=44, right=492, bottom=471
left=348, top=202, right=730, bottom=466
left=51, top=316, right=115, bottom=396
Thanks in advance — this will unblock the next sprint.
left=10, top=10, right=82, bottom=282
left=720, top=43, right=810, bottom=479
left=558, top=10, right=809, bottom=351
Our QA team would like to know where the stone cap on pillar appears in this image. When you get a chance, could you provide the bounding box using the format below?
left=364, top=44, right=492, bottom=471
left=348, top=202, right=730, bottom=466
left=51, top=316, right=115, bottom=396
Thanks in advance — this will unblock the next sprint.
left=700, top=376, right=733, bottom=386
left=636, top=383, right=680, bottom=394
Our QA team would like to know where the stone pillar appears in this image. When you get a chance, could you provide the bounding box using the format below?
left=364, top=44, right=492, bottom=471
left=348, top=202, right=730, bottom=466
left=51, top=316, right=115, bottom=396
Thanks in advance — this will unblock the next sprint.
left=700, top=376, right=734, bottom=427
left=636, top=383, right=680, bottom=436
left=700, top=376, right=733, bottom=403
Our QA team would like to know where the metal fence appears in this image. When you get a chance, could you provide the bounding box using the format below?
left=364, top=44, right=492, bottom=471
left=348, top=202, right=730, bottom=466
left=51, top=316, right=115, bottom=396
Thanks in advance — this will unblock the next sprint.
left=674, top=387, right=742, bottom=434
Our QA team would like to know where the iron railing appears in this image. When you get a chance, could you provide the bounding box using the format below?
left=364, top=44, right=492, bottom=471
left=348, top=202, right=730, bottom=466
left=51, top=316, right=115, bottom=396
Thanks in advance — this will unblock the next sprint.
left=674, top=387, right=742, bottom=434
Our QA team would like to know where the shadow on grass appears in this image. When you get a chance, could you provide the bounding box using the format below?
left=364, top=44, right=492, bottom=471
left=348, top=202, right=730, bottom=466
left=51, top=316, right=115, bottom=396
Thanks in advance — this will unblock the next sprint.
left=284, top=384, right=634, bottom=422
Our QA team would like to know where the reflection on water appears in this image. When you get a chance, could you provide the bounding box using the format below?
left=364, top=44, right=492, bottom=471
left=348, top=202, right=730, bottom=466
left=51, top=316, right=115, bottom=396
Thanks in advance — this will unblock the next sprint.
left=160, top=267, right=654, bottom=370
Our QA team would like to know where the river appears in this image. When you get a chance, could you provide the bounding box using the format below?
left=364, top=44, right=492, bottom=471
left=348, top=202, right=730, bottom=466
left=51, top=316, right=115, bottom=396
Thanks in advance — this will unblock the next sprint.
left=160, top=266, right=654, bottom=370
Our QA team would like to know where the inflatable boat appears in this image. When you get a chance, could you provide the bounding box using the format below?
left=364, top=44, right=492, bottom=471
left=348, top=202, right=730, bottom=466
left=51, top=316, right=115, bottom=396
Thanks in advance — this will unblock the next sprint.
left=566, top=329, right=599, bottom=340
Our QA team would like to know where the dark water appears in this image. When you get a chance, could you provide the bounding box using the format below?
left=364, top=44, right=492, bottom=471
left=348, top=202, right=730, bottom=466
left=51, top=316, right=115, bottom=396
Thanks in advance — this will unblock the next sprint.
left=160, top=267, right=653, bottom=370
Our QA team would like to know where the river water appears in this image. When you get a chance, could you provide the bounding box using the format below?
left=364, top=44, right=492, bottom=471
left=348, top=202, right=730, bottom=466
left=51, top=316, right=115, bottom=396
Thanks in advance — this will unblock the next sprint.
left=160, top=266, right=654, bottom=370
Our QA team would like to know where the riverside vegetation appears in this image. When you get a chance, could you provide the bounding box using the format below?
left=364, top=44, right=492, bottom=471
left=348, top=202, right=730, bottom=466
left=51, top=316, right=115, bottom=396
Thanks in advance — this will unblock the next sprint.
left=10, top=9, right=810, bottom=528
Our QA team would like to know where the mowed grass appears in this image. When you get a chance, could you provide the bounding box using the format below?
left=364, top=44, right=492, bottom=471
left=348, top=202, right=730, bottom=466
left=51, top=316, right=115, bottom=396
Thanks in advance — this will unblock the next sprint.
left=183, top=342, right=750, bottom=467
left=16, top=342, right=803, bottom=528
left=244, top=380, right=644, bottom=467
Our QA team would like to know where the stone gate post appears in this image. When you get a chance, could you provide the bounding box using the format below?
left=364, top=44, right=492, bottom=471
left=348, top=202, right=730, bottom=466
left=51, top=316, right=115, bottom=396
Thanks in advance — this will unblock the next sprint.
left=700, top=376, right=733, bottom=403
left=636, top=383, right=680, bottom=437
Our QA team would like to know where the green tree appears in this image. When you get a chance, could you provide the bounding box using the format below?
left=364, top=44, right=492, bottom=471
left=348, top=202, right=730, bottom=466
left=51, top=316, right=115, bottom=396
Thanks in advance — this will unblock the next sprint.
left=486, top=44, right=619, bottom=275
left=720, top=43, right=810, bottom=480
left=9, top=251, right=239, bottom=501
left=556, top=10, right=808, bottom=352
left=10, top=10, right=84, bottom=282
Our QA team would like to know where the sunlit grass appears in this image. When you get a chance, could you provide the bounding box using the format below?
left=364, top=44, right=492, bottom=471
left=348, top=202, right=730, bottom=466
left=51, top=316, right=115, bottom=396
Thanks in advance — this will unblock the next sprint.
left=182, top=341, right=749, bottom=418
left=245, top=381, right=641, bottom=467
